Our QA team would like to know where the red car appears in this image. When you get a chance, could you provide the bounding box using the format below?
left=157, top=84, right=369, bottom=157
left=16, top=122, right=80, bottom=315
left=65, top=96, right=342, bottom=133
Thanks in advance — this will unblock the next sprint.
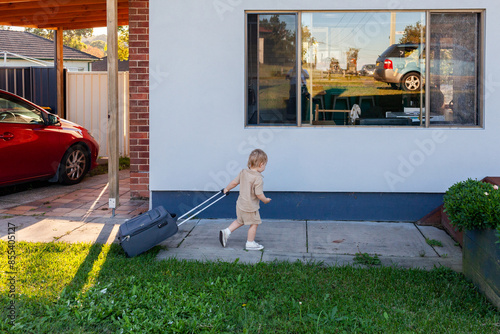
left=0, top=89, right=99, bottom=187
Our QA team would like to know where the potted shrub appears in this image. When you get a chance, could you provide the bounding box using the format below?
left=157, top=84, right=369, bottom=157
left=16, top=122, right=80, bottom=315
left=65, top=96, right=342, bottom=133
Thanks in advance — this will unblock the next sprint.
left=443, top=178, right=500, bottom=309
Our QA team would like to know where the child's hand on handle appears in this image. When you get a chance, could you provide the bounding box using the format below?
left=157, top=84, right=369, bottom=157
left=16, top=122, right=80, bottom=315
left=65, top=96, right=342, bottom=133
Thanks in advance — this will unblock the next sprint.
left=224, top=180, right=239, bottom=195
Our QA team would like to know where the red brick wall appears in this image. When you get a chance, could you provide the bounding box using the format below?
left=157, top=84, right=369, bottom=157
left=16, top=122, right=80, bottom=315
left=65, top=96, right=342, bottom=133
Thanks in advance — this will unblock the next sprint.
left=129, top=0, right=150, bottom=198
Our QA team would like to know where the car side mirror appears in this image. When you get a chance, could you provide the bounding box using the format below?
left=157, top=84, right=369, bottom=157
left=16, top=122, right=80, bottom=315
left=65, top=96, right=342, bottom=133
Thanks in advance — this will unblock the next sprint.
left=47, top=114, right=60, bottom=126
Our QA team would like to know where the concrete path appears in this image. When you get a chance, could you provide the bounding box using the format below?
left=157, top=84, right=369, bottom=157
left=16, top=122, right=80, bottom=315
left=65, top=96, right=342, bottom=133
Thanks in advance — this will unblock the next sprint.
left=0, top=171, right=462, bottom=271
left=0, top=214, right=462, bottom=271
left=156, top=219, right=462, bottom=271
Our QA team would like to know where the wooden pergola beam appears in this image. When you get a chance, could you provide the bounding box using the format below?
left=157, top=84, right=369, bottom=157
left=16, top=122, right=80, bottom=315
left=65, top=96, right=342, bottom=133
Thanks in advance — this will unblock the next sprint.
left=59, top=20, right=128, bottom=30
left=0, top=0, right=129, bottom=11
left=0, top=0, right=129, bottom=28
left=22, top=13, right=129, bottom=28
left=0, top=5, right=129, bottom=19
left=3, top=12, right=128, bottom=27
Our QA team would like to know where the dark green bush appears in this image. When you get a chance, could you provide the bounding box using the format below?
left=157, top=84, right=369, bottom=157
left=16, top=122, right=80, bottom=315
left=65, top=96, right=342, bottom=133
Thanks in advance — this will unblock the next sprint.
left=443, top=178, right=500, bottom=232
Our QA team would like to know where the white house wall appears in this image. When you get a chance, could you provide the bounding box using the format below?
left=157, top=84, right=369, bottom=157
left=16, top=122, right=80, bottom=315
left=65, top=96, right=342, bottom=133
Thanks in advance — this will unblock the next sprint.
left=149, top=0, right=500, bottom=195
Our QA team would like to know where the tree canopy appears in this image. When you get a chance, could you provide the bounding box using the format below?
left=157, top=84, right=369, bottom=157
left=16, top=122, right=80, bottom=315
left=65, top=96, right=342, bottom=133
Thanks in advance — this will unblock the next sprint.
left=259, top=15, right=295, bottom=65
left=24, top=27, right=129, bottom=61
left=118, top=26, right=129, bottom=61
left=399, top=21, right=426, bottom=44
left=90, top=40, right=106, bottom=51
left=25, top=28, right=93, bottom=51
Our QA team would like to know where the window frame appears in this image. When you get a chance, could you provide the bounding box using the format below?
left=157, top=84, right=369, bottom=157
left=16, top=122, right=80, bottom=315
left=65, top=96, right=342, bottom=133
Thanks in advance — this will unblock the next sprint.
left=244, top=9, right=485, bottom=129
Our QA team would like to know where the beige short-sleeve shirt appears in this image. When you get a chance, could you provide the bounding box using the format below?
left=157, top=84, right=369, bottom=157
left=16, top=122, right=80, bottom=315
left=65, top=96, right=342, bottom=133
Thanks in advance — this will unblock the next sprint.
left=233, top=169, right=264, bottom=212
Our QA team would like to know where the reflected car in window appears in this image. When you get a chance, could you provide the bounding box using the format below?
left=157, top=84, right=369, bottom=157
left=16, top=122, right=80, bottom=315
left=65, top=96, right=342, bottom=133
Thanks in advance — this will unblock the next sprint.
left=0, top=89, right=99, bottom=187
left=374, top=43, right=477, bottom=93
left=359, top=64, right=376, bottom=76
left=373, top=43, right=425, bottom=91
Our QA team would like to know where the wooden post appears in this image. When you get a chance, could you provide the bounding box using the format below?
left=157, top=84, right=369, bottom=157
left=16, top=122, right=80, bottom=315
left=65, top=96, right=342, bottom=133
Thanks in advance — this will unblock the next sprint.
left=55, top=27, right=64, bottom=117
left=390, top=12, right=397, bottom=46
left=107, top=0, right=119, bottom=213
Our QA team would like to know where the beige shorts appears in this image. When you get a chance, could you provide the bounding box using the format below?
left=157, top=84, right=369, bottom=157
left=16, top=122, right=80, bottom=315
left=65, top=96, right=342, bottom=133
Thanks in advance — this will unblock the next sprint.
left=236, top=207, right=262, bottom=226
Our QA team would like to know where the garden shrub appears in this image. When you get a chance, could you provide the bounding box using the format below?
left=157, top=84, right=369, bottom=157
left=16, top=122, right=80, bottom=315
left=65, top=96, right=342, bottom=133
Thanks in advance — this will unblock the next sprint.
left=443, top=178, right=500, bottom=232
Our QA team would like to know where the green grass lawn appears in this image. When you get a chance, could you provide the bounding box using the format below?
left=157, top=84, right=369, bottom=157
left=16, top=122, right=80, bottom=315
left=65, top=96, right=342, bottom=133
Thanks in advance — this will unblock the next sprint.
left=1, top=241, right=499, bottom=333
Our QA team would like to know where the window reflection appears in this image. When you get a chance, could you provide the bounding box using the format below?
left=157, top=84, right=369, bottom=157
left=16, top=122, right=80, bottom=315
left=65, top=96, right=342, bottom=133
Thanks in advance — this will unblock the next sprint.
left=302, top=12, right=426, bottom=126
left=247, top=14, right=297, bottom=125
left=0, top=97, right=43, bottom=124
left=246, top=11, right=481, bottom=127
left=430, top=13, right=480, bottom=125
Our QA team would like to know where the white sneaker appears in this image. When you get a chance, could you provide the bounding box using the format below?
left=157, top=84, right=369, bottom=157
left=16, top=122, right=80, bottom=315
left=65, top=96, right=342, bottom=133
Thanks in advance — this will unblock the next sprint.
left=245, top=241, right=264, bottom=251
left=219, top=229, right=229, bottom=248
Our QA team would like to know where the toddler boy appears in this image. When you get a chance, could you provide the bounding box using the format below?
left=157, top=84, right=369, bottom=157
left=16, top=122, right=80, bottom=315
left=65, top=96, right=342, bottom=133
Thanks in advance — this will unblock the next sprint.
left=219, top=149, right=271, bottom=250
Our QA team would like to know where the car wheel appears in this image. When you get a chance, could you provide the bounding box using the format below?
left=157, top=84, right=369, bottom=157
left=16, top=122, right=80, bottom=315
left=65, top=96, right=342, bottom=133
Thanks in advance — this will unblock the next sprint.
left=401, top=73, right=421, bottom=91
left=59, top=145, right=89, bottom=185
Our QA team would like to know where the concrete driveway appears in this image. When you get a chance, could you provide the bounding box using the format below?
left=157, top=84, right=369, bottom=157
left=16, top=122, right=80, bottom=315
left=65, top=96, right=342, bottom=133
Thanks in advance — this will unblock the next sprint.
left=0, top=170, right=148, bottom=218
left=0, top=170, right=149, bottom=244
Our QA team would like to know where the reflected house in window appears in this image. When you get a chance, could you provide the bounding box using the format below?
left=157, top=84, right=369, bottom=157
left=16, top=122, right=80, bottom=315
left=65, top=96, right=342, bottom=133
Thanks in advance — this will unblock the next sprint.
left=257, top=25, right=271, bottom=64
left=143, top=3, right=498, bottom=223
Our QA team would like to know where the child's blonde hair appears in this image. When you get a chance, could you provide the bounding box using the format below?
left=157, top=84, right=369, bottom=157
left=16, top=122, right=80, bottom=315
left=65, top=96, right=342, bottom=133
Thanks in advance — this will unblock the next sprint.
left=247, top=149, right=268, bottom=169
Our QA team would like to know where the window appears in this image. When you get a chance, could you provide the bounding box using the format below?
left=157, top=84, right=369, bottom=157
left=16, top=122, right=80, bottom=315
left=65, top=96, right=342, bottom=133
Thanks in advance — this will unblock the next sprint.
left=0, top=96, right=44, bottom=124
left=246, top=11, right=482, bottom=127
left=247, top=13, right=297, bottom=125
left=429, top=13, right=481, bottom=126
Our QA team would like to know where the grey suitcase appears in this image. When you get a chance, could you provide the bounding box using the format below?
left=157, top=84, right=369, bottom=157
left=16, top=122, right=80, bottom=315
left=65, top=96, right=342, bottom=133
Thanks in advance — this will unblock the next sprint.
left=118, top=190, right=227, bottom=257
left=118, top=206, right=178, bottom=257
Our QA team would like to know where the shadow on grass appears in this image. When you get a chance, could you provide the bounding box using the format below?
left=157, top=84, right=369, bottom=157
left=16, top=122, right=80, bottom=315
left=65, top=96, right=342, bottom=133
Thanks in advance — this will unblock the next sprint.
left=59, top=224, right=124, bottom=298
left=59, top=243, right=105, bottom=299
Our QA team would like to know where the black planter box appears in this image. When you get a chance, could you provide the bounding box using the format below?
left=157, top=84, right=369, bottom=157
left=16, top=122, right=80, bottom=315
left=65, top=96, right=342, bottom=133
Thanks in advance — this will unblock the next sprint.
left=463, top=228, right=500, bottom=310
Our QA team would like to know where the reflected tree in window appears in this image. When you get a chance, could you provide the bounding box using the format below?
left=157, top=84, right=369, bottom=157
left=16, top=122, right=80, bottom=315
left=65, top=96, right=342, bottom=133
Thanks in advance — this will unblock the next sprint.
left=247, top=14, right=297, bottom=125
left=259, top=15, right=296, bottom=65
left=399, top=21, right=426, bottom=44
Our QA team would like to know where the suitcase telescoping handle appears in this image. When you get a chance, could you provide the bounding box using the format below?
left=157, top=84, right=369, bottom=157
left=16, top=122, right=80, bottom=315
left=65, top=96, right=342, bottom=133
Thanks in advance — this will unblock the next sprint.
left=177, top=189, right=228, bottom=227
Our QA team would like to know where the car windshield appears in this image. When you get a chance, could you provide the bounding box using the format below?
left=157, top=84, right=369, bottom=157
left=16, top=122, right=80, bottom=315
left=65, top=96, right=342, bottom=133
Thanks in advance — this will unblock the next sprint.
left=0, top=95, right=44, bottom=124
